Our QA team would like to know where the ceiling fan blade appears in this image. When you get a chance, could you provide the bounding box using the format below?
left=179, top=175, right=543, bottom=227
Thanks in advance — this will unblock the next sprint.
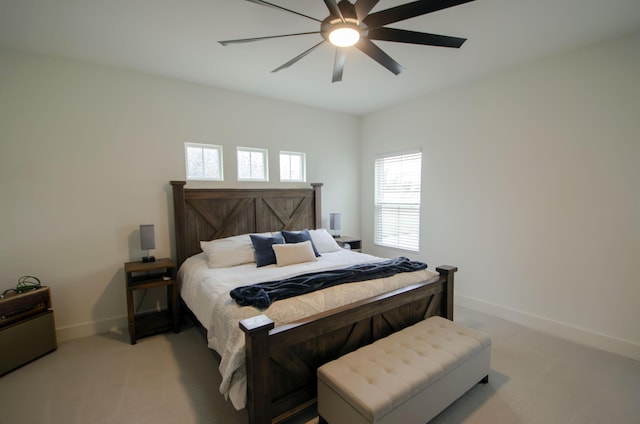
left=219, top=32, right=320, bottom=46
left=332, top=48, right=346, bottom=82
left=246, top=0, right=322, bottom=22
left=368, top=27, right=466, bottom=48
left=323, top=0, right=345, bottom=21
left=364, top=0, right=475, bottom=28
left=272, top=40, right=326, bottom=73
left=355, top=38, right=405, bottom=75
left=354, top=0, right=380, bottom=22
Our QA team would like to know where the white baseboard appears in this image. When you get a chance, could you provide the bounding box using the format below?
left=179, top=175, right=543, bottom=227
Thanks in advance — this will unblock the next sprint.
left=55, top=315, right=128, bottom=342
left=55, top=298, right=640, bottom=362
left=455, top=294, right=640, bottom=362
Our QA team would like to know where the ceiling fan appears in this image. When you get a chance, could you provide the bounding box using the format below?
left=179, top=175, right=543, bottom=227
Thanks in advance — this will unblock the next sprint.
left=219, top=0, right=475, bottom=82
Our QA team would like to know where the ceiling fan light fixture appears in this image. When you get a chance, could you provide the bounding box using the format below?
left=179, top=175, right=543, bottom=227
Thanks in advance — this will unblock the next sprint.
left=329, top=25, right=360, bottom=47
left=221, top=0, right=475, bottom=81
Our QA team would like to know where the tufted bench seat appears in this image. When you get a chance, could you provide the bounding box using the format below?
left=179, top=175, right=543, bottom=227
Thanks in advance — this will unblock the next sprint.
left=317, top=316, right=491, bottom=424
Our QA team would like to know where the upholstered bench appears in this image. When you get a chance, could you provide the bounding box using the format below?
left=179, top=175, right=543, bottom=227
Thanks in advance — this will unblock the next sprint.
left=317, top=316, right=491, bottom=424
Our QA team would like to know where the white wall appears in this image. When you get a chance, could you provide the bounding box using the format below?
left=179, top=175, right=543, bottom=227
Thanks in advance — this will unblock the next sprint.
left=361, top=32, right=640, bottom=360
left=0, top=48, right=361, bottom=340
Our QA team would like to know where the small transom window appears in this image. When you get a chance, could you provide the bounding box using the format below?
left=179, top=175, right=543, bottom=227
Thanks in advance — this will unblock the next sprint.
left=237, top=147, right=268, bottom=181
left=280, top=151, right=306, bottom=182
left=185, top=143, right=223, bottom=181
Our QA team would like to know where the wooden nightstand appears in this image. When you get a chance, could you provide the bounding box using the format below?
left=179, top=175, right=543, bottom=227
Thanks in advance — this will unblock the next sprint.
left=124, top=258, right=179, bottom=345
left=334, top=236, right=362, bottom=252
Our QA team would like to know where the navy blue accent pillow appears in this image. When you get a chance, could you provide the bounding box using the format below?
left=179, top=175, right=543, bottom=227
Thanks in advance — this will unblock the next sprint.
left=250, top=233, right=284, bottom=267
left=281, top=229, right=321, bottom=257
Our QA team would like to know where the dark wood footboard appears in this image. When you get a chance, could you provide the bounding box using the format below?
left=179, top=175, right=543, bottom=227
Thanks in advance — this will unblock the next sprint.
left=240, top=265, right=457, bottom=424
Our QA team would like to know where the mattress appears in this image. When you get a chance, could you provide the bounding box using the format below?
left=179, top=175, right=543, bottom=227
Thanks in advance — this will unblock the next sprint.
left=179, top=249, right=438, bottom=410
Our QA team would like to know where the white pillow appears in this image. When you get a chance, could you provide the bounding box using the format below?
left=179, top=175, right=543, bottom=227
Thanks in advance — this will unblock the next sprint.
left=272, top=240, right=318, bottom=267
left=309, top=228, right=342, bottom=253
left=200, top=234, right=255, bottom=268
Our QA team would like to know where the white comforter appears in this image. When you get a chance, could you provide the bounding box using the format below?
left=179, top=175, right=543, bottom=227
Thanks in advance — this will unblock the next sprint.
left=179, top=250, right=438, bottom=410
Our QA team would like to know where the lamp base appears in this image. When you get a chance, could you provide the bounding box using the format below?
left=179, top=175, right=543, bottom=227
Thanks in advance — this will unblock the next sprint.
left=142, top=256, right=156, bottom=263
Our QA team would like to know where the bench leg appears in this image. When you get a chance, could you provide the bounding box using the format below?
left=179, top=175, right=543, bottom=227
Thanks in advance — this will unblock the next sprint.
left=480, top=375, right=489, bottom=384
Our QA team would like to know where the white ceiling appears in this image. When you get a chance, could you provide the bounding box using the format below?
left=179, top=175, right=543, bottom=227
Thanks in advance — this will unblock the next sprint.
left=1, top=0, right=640, bottom=115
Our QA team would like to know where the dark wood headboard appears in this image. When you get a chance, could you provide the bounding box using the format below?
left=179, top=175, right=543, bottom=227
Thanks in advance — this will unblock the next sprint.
left=170, top=181, right=323, bottom=267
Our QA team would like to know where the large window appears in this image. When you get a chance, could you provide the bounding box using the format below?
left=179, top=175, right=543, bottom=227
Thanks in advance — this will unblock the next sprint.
left=279, top=151, right=306, bottom=182
left=237, top=147, right=268, bottom=181
left=185, top=143, right=223, bottom=181
left=374, top=150, right=422, bottom=251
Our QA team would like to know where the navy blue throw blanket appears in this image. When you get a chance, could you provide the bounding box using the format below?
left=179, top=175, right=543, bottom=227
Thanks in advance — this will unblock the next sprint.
left=230, top=256, right=428, bottom=309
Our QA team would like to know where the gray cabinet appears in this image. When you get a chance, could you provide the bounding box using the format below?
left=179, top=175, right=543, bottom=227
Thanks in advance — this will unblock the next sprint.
left=0, top=287, right=57, bottom=375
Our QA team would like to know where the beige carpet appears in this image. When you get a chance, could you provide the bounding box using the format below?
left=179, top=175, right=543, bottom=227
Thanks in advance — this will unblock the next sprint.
left=1, top=305, right=638, bottom=423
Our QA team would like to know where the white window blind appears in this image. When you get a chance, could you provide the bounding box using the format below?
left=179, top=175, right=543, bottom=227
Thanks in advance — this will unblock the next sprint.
left=374, top=150, right=422, bottom=251
left=185, top=143, right=223, bottom=181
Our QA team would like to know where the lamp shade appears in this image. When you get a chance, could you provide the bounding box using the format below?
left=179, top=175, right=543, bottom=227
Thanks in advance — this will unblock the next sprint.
left=329, top=213, right=341, bottom=231
left=140, top=224, right=156, bottom=250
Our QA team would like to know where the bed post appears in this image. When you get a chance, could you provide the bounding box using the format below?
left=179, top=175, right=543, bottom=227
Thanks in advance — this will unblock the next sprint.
left=311, top=183, right=323, bottom=229
left=240, top=315, right=275, bottom=424
left=436, top=265, right=458, bottom=320
left=170, top=181, right=187, bottom=267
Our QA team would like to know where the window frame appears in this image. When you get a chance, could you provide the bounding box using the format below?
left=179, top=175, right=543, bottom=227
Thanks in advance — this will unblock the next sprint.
left=279, top=150, right=307, bottom=182
left=374, top=149, right=422, bottom=252
left=184, top=142, right=224, bottom=181
left=237, top=146, right=269, bottom=182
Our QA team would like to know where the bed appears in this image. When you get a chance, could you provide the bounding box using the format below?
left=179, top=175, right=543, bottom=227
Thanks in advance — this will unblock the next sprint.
left=170, top=181, right=458, bottom=424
